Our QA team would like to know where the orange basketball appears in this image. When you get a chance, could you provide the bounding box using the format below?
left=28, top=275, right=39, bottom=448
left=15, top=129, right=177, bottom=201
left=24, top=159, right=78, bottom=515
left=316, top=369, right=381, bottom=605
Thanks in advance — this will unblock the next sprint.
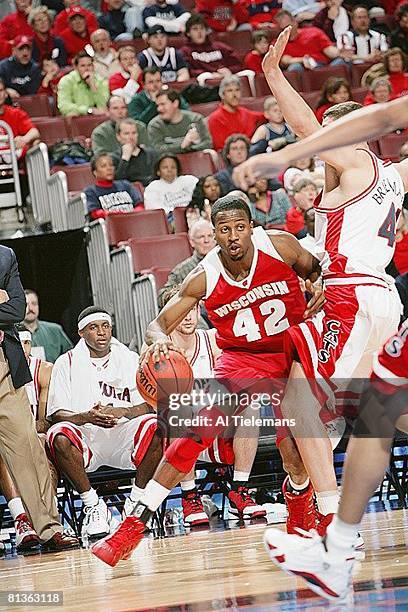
left=136, top=349, right=194, bottom=408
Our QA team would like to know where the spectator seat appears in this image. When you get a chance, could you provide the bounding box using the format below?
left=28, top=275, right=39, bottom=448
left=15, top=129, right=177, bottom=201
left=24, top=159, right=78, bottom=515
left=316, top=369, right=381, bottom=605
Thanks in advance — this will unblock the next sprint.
left=176, top=150, right=219, bottom=176
left=350, top=62, right=376, bottom=87
left=240, top=95, right=268, bottom=112
left=32, top=116, right=69, bottom=145
left=213, top=30, right=252, bottom=54
left=351, top=86, right=369, bottom=104
left=190, top=101, right=219, bottom=116
left=18, top=94, right=53, bottom=117
left=128, top=233, right=192, bottom=273
left=106, top=209, right=169, bottom=246
left=301, top=64, right=350, bottom=92
left=378, top=133, right=408, bottom=161
left=51, top=163, right=94, bottom=191
left=69, top=114, right=109, bottom=139
left=368, top=140, right=380, bottom=156
left=150, top=267, right=173, bottom=292
left=173, top=206, right=188, bottom=233
left=300, top=91, right=320, bottom=109
left=255, top=72, right=303, bottom=96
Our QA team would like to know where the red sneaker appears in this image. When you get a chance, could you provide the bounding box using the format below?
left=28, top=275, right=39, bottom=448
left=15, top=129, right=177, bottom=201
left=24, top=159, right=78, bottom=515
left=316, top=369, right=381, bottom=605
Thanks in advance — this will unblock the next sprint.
left=282, top=476, right=317, bottom=535
left=182, top=491, right=209, bottom=527
left=228, top=486, right=266, bottom=519
left=91, top=516, right=145, bottom=567
left=14, top=513, right=40, bottom=551
left=316, top=512, right=334, bottom=536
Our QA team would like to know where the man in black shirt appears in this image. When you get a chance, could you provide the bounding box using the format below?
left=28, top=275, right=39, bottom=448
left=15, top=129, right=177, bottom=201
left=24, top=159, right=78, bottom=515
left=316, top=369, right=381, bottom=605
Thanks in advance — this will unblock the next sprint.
left=112, top=118, right=158, bottom=186
left=0, top=35, right=42, bottom=99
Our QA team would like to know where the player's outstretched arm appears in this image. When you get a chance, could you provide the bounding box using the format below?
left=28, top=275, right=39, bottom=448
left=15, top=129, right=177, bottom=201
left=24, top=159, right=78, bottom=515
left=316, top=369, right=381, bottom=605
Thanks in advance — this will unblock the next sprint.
left=144, top=268, right=206, bottom=361
left=233, top=97, right=408, bottom=190
left=262, top=27, right=321, bottom=140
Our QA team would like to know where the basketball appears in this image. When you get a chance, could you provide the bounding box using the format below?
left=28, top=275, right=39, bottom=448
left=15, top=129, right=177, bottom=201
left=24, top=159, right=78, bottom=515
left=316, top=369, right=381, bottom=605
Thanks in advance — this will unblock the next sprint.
left=136, top=350, right=194, bottom=408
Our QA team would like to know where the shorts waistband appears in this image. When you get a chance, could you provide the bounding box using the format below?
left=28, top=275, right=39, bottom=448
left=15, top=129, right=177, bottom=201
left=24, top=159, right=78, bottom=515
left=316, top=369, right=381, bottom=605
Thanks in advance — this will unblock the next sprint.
left=324, top=276, right=392, bottom=289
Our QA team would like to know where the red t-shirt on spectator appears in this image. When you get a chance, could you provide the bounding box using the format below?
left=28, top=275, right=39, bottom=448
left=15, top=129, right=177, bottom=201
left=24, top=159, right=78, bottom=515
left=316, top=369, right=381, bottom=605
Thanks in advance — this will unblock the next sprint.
left=195, top=0, right=249, bottom=32
left=60, top=28, right=92, bottom=63
left=108, top=71, right=143, bottom=93
left=0, top=39, right=11, bottom=60
left=52, top=8, right=98, bottom=37
left=244, top=50, right=264, bottom=73
left=315, top=102, right=332, bottom=123
left=244, top=0, right=282, bottom=26
left=390, top=72, right=408, bottom=98
left=394, top=233, right=408, bottom=274
left=0, top=105, right=35, bottom=158
left=208, top=104, right=264, bottom=150
left=285, top=206, right=304, bottom=235
left=0, top=10, right=34, bottom=43
left=283, top=27, right=333, bottom=65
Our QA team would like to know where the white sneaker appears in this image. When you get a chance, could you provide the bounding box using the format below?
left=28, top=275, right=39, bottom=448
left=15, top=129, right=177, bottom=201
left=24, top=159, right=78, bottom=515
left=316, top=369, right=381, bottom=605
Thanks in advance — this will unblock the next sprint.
left=122, top=497, right=137, bottom=520
left=263, top=528, right=355, bottom=601
left=81, top=499, right=112, bottom=540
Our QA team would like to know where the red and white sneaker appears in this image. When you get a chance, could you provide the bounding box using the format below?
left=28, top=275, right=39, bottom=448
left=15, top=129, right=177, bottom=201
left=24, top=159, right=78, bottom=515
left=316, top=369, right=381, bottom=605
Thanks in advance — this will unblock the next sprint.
left=228, top=486, right=266, bottom=519
left=14, top=513, right=40, bottom=551
left=264, top=528, right=355, bottom=602
left=317, top=512, right=365, bottom=550
left=282, top=476, right=317, bottom=534
left=182, top=491, right=209, bottom=527
left=91, top=516, right=145, bottom=567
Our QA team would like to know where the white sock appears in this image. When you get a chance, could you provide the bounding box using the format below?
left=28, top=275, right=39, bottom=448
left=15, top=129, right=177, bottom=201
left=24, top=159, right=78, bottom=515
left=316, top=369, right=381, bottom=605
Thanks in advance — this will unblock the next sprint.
left=8, top=497, right=26, bottom=521
left=316, top=490, right=340, bottom=515
left=233, top=470, right=250, bottom=482
left=80, top=488, right=99, bottom=508
left=130, top=485, right=145, bottom=504
left=288, top=476, right=310, bottom=491
left=181, top=480, right=196, bottom=492
left=140, top=480, right=171, bottom=512
left=327, top=515, right=360, bottom=551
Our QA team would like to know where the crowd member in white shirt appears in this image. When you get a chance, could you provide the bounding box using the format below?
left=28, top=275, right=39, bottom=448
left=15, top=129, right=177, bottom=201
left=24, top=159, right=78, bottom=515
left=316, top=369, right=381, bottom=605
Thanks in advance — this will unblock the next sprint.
left=337, top=6, right=388, bottom=64
left=144, top=153, right=198, bottom=219
left=46, top=307, right=161, bottom=540
left=88, top=29, right=120, bottom=79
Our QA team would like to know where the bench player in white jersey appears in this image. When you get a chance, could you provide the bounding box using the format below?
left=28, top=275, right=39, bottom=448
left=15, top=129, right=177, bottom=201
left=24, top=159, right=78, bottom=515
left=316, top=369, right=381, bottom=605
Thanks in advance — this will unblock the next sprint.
left=162, top=285, right=266, bottom=526
left=233, top=27, right=405, bottom=537
left=46, top=306, right=162, bottom=541
left=0, top=326, right=53, bottom=551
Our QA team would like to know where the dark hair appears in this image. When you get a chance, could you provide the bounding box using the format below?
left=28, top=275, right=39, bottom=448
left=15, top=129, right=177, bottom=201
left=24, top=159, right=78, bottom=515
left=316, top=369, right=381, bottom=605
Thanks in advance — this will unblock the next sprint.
left=156, top=88, right=181, bottom=106
left=383, top=47, right=408, bottom=72
left=317, top=76, right=351, bottom=107
left=118, top=45, right=136, bottom=60
left=223, top=133, right=250, bottom=162
left=142, top=66, right=161, bottom=82
left=189, top=174, right=221, bottom=211
left=91, top=153, right=113, bottom=172
left=154, top=153, right=181, bottom=178
left=73, top=50, right=93, bottom=66
left=211, top=192, right=252, bottom=226
left=185, top=13, right=207, bottom=34
left=251, top=29, right=269, bottom=45
left=322, top=101, right=363, bottom=122
left=78, top=305, right=110, bottom=325
left=397, top=4, right=408, bottom=19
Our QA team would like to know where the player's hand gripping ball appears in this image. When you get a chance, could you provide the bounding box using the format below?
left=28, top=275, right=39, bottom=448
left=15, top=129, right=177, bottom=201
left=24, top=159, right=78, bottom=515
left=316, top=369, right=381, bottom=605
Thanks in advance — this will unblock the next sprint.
left=137, top=349, right=194, bottom=409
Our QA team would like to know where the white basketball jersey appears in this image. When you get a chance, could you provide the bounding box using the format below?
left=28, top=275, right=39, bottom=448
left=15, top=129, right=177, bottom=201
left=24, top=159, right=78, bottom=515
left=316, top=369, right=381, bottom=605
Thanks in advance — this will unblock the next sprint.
left=26, top=356, right=42, bottom=419
left=315, top=150, right=404, bottom=286
left=190, top=330, right=216, bottom=379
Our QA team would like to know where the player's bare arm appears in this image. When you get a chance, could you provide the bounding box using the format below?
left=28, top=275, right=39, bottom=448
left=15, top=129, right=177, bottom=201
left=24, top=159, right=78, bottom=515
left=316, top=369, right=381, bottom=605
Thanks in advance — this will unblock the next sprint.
left=268, top=231, right=325, bottom=318
left=144, top=267, right=206, bottom=363
left=37, top=361, right=52, bottom=433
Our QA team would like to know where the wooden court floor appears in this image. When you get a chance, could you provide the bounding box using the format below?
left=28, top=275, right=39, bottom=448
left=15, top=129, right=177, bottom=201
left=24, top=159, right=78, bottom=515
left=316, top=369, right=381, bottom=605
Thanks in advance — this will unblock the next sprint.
left=0, top=508, right=406, bottom=611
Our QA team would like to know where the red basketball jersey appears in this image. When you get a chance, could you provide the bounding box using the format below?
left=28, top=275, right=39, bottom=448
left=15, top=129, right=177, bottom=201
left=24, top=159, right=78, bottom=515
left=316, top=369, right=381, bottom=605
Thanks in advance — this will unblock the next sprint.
left=201, top=227, right=306, bottom=353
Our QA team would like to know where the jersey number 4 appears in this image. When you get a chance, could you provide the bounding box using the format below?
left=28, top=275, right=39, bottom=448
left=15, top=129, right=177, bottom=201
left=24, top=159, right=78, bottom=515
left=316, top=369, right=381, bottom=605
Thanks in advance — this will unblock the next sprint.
left=378, top=203, right=397, bottom=247
left=232, top=299, right=289, bottom=342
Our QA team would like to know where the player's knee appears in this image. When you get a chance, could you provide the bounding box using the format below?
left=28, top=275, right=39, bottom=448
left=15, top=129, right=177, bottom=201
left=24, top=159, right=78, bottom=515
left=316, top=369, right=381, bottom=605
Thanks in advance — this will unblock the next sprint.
left=52, top=433, right=76, bottom=457
left=165, top=436, right=212, bottom=473
left=149, top=432, right=163, bottom=460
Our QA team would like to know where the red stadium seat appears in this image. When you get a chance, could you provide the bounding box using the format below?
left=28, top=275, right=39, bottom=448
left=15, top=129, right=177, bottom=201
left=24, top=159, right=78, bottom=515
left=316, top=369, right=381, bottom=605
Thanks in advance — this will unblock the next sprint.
left=190, top=101, right=219, bottom=116
left=128, top=233, right=192, bottom=273
left=254, top=74, right=272, bottom=97
left=351, top=86, right=369, bottom=104
left=33, top=117, right=69, bottom=145
left=176, top=150, right=218, bottom=176
left=114, top=39, right=147, bottom=53
left=300, top=64, right=350, bottom=92
left=106, top=209, right=169, bottom=246
left=169, top=35, right=188, bottom=49
left=166, top=78, right=196, bottom=91
left=241, top=95, right=268, bottom=113
left=350, top=62, right=375, bottom=87
left=282, top=71, right=302, bottom=92
left=299, top=91, right=320, bottom=109
left=213, top=30, right=252, bottom=54
left=69, top=114, right=109, bottom=139
left=173, top=206, right=188, bottom=233
left=51, top=163, right=94, bottom=191
left=150, top=267, right=173, bottom=292
left=368, top=140, right=380, bottom=156
left=18, top=94, right=53, bottom=117
left=378, top=133, right=408, bottom=161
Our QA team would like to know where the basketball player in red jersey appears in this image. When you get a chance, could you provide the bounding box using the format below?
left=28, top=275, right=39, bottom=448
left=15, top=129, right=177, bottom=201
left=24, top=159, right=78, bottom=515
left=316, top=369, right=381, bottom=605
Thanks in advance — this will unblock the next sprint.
left=91, top=193, right=327, bottom=566
left=233, top=28, right=406, bottom=536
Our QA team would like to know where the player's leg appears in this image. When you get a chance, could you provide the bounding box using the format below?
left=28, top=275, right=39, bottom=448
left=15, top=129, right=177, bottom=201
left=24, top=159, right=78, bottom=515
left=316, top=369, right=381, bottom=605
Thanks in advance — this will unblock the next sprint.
left=179, top=463, right=210, bottom=527
left=0, top=455, right=39, bottom=550
left=229, top=433, right=266, bottom=518
left=47, top=423, right=112, bottom=539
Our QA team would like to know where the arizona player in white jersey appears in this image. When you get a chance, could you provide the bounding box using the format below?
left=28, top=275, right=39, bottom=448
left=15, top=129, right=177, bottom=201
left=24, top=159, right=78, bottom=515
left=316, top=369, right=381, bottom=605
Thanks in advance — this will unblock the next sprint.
left=0, top=326, right=53, bottom=551
left=233, top=27, right=405, bottom=537
left=162, top=286, right=266, bottom=526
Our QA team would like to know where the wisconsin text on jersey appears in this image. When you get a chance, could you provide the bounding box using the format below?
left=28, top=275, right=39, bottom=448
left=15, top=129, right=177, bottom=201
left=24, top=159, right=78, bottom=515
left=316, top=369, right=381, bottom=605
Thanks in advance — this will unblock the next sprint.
left=214, top=281, right=290, bottom=317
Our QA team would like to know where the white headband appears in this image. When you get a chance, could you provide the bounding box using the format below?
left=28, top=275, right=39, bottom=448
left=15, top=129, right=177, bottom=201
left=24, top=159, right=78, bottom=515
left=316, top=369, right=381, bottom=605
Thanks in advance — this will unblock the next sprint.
left=78, top=312, right=112, bottom=331
left=19, top=331, right=32, bottom=342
